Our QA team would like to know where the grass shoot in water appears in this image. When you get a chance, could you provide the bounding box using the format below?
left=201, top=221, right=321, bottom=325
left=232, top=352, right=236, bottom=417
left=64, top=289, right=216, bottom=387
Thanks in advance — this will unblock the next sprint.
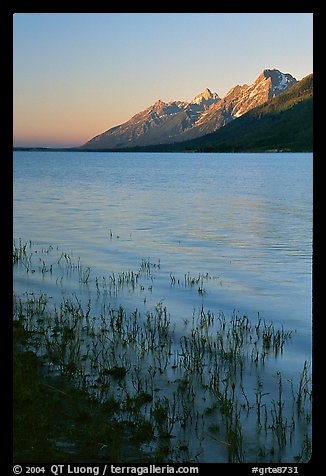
left=13, top=240, right=312, bottom=463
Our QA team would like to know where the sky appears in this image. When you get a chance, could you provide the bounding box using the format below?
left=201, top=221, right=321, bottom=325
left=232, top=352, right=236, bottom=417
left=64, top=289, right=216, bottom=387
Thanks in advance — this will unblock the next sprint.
left=13, top=13, right=313, bottom=148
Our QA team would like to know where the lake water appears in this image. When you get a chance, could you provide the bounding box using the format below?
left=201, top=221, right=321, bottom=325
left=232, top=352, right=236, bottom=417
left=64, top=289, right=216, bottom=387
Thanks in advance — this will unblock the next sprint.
left=13, top=151, right=313, bottom=462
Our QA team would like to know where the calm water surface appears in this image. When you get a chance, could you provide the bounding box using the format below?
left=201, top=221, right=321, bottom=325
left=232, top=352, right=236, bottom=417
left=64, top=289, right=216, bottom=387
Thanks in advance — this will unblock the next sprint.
left=13, top=151, right=312, bottom=461
left=13, top=152, right=312, bottom=316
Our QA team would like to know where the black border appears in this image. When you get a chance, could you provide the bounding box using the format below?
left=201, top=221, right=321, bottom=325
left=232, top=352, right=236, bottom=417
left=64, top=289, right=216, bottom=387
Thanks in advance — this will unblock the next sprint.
left=7, top=6, right=321, bottom=475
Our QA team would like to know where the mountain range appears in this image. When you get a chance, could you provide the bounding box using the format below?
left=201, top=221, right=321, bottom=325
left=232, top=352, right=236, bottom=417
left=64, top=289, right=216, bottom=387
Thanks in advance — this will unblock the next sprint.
left=139, top=72, right=313, bottom=153
left=81, top=68, right=309, bottom=151
left=182, top=73, right=313, bottom=153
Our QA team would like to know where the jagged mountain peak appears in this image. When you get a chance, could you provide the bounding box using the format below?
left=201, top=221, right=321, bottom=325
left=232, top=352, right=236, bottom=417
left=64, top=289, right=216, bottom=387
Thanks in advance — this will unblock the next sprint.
left=258, top=69, right=297, bottom=92
left=82, top=68, right=299, bottom=150
left=261, top=68, right=292, bottom=78
left=191, top=88, right=220, bottom=105
left=154, top=99, right=165, bottom=106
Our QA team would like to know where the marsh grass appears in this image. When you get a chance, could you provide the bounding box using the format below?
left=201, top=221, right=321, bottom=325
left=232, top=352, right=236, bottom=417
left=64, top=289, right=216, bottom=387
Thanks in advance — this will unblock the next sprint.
left=13, top=320, right=152, bottom=463
left=13, top=240, right=312, bottom=463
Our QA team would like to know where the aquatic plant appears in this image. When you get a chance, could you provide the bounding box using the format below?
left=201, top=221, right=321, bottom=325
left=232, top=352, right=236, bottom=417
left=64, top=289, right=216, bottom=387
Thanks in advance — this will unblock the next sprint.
left=13, top=240, right=312, bottom=463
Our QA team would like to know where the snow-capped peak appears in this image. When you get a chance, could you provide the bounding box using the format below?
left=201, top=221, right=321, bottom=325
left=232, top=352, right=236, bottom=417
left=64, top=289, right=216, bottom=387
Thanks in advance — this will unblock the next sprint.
left=259, top=69, right=297, bottom=92
left=191, top=88, right=220, bottom=105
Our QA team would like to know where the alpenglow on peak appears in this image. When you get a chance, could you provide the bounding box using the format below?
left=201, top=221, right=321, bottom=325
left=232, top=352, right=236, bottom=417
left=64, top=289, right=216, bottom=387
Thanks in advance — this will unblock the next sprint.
left=82, top=68, right=298, bottom=150
left=258, top=69, right=297, bottom=95
left=191, top=88, right=220, bottom=105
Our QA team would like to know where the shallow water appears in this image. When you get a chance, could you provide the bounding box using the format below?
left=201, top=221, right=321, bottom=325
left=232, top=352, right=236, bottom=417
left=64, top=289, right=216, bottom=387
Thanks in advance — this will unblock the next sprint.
left=13, top=150, right=312, bottom=462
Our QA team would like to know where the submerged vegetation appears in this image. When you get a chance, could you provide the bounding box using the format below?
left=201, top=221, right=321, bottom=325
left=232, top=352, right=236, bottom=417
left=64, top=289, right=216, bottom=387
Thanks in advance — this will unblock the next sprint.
left=13, top=239, right=312, bottom=463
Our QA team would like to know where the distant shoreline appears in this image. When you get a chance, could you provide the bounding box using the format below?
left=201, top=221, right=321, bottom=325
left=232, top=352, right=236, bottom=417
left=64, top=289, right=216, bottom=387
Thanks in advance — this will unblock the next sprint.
left=13, top=147, right=313, bottom=153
